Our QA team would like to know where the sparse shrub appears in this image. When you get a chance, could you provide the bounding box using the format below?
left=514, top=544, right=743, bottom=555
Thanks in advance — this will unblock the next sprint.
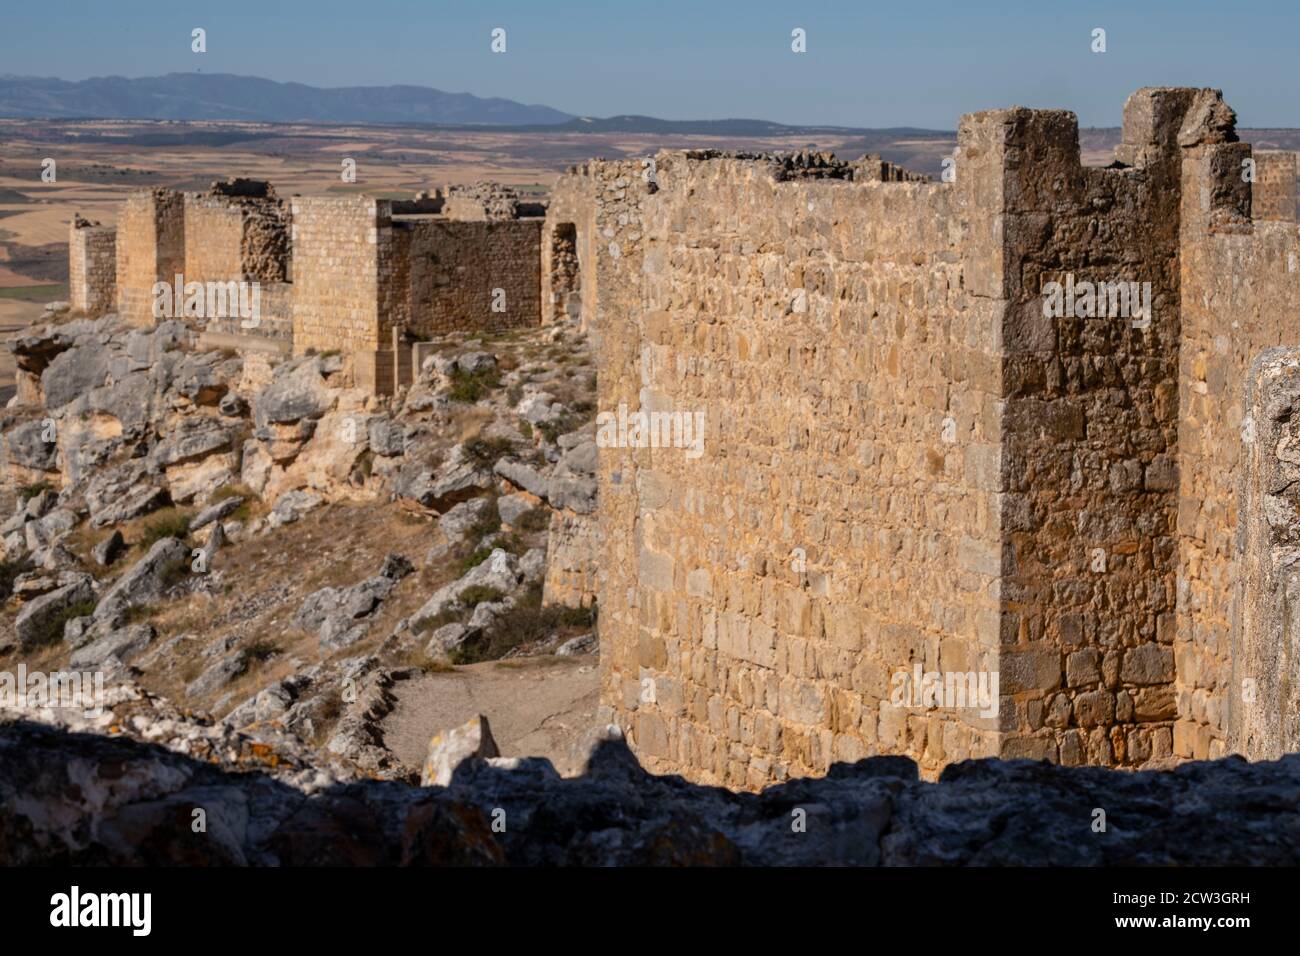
left=403, top=647, right=457, bottom=674
left=209, top=483, right=255, bottom=520
left=447, top=366, right=501, bottom=403
left=411, top=607, right=463, bottom=635
left=247, top=639, right=281, bottom=664
left=28, top=599, right=97, bottom=648
left=159, top=556, right=191, bottom=589
left=506, top=384, right=524, bottom=406
left=0, top=556, right=32, bottom=600
left=466, top=499, right=501, bottom=540
left=138, top=510, right=192, bottom=549
left=18, top=481, right=54, bottom=502
left=464, top=435, right=514, bottom=468
left=450, top=583, right=595, bottom=664
left=457, top=585, right=505, bottom=608
left=457, top=546, right=493, bottom=574
left=516, top=507, right=551, bottom=534
left=517, top=420, right=533, bottom=439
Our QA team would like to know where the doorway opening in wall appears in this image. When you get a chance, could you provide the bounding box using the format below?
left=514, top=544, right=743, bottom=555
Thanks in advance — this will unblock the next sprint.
left=551, top=223, right=581, bottom=325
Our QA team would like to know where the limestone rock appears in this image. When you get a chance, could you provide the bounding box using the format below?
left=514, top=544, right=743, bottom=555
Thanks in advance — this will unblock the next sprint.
left=420, top=714, right=500, bottom=786
left=15, top=574, right=95, bottom=649
left=94, top=537, right=189, bottom=622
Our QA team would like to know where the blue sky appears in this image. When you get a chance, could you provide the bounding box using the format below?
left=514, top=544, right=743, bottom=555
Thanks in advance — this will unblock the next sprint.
left=2, top=0, right=1297, bottom=128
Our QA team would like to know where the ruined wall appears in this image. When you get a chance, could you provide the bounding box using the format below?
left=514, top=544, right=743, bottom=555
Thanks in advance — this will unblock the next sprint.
left=115, top=189, right=184, bottom=326
left=183, top=194, right=246, bottom=286
left=404, top=219, right=541, bottom=336
left=1234, top=349, right=1300, bottom=759
left=591, top=146, right=1008, bottom=786
left=590, top=90, right=1222, bottom=788
left=542, top=510, right=600, bottom=608
left=1252, top=151, right=1296, bottom=222
left=290, top=196, right=387, bottom=356
left=68, top=218, right=116, bottom=315
left=543, top=168, right=601, bottom=334
left=1177, top=127, right=1300, bottom=760
left=991, top=91, right=1197, bottom=769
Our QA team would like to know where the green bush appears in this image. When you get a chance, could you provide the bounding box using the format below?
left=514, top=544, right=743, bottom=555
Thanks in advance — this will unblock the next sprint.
left=450, top=583, right=596, bottom=664
left=448, top=366, right=501, bottom=403
left=138, top=510, right=191, bottom=549
left=29, top=599, right=97, bottom=648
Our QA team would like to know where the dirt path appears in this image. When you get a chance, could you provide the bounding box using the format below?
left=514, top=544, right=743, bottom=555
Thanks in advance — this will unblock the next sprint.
left=383, top=653, right=601, bottom=777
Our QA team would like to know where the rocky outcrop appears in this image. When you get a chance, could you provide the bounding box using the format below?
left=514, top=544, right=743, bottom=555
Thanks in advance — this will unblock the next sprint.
left=1, top=692, right=1299, bottom=866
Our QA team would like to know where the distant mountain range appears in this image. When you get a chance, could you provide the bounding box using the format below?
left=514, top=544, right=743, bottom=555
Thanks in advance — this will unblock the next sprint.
left=0, top=73, right=575, bottom=126
left=0, top=73, right=959, bottom=138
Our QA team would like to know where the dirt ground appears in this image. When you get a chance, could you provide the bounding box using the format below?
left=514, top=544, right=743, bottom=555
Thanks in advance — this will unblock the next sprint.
left=383, top=655, right=600, bottom=777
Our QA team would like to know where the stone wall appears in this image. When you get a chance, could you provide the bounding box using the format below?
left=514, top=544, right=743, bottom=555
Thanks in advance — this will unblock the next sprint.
left=1252, top=151, right=1296, bottom=223
left=290, top=196, right=387, bottom=356
left=542, top=167, right=601, bottom=334
left=1233, top=349, right=1300, bottom=759
left=1176, top=125, right=1300, bottom=760
left=585, top=90, right=1229, bottom=788
left=68, top=217, right=116, bottom=315
left=586, top=145, right=1006, bottom=786
left=183, top=193, right=246, bottom=286
left=994, top=92, right=1192, bottom=769
left=404, top=219, right=542, bottom=336
left=115, top=188, right=184, bottom=326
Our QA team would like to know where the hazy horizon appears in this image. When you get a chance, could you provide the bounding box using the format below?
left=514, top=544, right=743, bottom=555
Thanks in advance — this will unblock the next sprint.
left=2, top=0, right=1299, bottom=129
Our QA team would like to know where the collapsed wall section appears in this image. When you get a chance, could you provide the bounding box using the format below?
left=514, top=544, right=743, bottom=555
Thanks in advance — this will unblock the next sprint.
left=543, top=167, right=602, bottom=333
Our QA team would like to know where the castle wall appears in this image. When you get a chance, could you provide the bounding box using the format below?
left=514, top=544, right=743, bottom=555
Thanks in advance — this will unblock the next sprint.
left=1176, top=137, right=1300, bottom=760
left=1234, top=349, right=1300, bottom=759
left=591, top=90, right=1215, bottom=787
left=991, top=93, right=1192, bottom=768
left=183, top=194, right=246, bottom=285
left=404, top=219, right=541, bottom=336
left=543, top=168, right=600, bottom=333
left=68, top=221, right=116, bottom=315
left=115, top=189, right=184, bottom=326
left=1251, top=151, right=1296, bottom=223
left=290, top=196, right=387, bottom=356
left=590, top=147, right=1008, bottom=786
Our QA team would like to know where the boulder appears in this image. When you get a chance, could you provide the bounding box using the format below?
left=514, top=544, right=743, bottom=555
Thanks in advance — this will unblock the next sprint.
left=94, top=537, right=189, bottom=621
left=190, top=496, right=244, bottom=532
left=90, top=484, right=167, bottom=528
left=438, top=497, right=494, bottom=540
left=497, top=493, right=535, bottom=527
left=253, top=357, right=335, bottom=428
left=293, top=553, right=414, bottom=652
left=15, top=574, right=95, bottom=649
left=186, top=649, right=249, bottom=697
left=411, top=549, right=522, bottom=622
left=420, top=715, right=500, bottom=787
left=267, top=489, right=322, bottom=528
left=2, top=419, right=58, bottom=471
left=68, top=624, right=155, bottom=668
left=41, top=343, right=111, bottom=410
left=92, top=530, right=126, bottom=567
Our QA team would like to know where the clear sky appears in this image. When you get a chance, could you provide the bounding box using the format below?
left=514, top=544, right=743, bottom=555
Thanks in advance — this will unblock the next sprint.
left=2, top=0, right=1297, bottom=128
